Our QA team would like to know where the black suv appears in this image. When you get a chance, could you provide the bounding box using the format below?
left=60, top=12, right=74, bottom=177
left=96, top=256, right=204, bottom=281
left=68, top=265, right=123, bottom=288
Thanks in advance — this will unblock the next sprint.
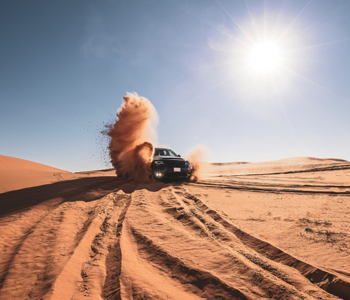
left=151, top=148, right=191, bottom=180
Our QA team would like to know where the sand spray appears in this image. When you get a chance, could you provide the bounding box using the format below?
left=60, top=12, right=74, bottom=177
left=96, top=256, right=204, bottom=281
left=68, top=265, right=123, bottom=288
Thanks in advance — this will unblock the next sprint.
left=108, top=93, right=157, bottom=182
left=107, top=93, right=209, bottom=182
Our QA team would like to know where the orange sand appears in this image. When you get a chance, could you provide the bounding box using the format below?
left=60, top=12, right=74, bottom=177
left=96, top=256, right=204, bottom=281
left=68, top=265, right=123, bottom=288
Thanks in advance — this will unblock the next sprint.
left=0, top=155, right=350, bottom=299
left=0, top=155, right=74, bottom=193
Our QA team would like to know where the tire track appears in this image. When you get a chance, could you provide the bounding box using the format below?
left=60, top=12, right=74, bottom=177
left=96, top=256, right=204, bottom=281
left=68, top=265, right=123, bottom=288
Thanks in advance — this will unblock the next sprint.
left=46, top=192, right=131, bottom=300
left=222, top=163, right=350, bottom=177
left=180, top=189, right=350, bottom=300
left=102, top=193, right=131, bottom=300
left=195, top=181, right=350, bottom=195
left=123, top=188, right=337, bottom=300
left=129, top=226, right=250, bottom=300
left=0, top=178, right=119, bottom=291
left=163, top=189, right=335, bottom=299
left=222, top=180, right=350, bottom=190
left=0, top=193, right=115, bottom=299
left=0, top=199, right=68, bottom=297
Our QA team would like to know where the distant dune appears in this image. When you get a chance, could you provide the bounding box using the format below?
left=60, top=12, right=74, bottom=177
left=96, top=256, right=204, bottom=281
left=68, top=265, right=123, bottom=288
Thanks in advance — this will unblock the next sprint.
left=0, top=155, right=72, bottom=193
left=209, top=156, right=350, bottom=176
left=0, top=155, right=350, bottom=299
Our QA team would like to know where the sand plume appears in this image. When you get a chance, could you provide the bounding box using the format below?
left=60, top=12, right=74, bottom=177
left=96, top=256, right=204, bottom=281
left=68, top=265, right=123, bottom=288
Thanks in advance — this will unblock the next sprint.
left=108, top=93, right=158, bottom=181
left=187, top=146, right=209, bottom=181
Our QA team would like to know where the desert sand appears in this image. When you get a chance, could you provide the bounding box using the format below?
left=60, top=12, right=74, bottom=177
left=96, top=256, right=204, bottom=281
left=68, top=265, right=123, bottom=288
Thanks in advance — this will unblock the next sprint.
left=0, top=155, right=350, bottom=299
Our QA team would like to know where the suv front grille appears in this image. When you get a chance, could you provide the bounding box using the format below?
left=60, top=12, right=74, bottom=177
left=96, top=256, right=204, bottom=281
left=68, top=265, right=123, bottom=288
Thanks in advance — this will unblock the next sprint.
left=166, top=161, right=185, bottom=167
left=155, top=160, right=185, bottom=167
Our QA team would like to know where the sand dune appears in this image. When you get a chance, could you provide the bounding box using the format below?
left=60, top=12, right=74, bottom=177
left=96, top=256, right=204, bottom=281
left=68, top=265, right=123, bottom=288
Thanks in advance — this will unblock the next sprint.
left=209, top=157, right=350, bottom=176
left=0, top=155, right=74, bottom=193
left=0, top=157, right=350, bottom=299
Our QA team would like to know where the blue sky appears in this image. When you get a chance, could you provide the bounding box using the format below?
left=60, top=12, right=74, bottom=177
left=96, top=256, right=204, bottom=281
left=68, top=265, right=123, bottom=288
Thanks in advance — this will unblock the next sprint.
left=1, top=0, right=350, bottom=172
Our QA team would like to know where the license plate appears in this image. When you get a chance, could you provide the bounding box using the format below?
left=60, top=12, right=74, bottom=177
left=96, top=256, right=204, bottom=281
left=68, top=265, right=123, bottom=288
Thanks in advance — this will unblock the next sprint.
left=174, top=167, right=181, bottom=172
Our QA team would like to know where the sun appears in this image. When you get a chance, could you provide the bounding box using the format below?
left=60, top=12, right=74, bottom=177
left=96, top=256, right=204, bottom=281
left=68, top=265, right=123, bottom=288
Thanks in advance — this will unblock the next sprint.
left=246, top=40, right=283, bottom=74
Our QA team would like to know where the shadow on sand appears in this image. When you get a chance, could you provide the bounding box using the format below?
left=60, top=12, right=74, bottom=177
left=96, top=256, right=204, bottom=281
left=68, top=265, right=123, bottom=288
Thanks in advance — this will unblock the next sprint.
left=0, top=176, right=177, bottom=218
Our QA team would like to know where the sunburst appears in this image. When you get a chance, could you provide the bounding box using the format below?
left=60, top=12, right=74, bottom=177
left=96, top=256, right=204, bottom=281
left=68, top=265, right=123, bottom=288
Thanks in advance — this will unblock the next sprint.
left=246, top=40, right=283, bottom=74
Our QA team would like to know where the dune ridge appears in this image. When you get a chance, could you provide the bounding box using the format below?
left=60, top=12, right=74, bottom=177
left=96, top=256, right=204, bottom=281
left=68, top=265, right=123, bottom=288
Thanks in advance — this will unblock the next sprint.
left=0, top=155, right=74, bottom=193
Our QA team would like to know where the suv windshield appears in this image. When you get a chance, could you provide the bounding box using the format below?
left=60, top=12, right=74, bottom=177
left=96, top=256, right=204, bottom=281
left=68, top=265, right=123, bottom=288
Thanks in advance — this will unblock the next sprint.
left=154, top=148, right=178, bottom=157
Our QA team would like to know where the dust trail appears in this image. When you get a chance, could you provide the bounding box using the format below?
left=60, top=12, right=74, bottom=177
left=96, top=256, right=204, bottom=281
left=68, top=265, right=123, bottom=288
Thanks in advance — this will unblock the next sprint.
left=108, top=93, right=158, bottom=181
left=186, top=146, right=210, bottom=181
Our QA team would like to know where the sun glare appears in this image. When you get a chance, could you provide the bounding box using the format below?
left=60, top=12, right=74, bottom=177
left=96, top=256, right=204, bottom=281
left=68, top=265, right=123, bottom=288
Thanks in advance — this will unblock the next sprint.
left=247, top=41, right=283, bottom=74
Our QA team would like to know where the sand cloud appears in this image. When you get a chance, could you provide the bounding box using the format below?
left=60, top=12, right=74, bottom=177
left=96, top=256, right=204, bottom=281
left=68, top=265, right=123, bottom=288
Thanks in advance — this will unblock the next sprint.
left=108, top=93, right=158, bottom=181
left=186, top=146, right=210, bottom=181
left=107, top=93, right=210, bottom=182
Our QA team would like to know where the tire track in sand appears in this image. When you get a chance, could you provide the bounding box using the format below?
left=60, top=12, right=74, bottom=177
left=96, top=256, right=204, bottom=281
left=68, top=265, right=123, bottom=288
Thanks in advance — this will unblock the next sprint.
left=101, top=192, right=131, bottom=300
left=196, top=180, right=350, bottom=195
left=0, top=192, right=128, bottom=299
left=1, top=180, right=350, bottom=299
left=180, top=187, right=350, bottom=300
left=47, top=192, right=131, bottom=300
left=121, top=186, right=349, bottom=300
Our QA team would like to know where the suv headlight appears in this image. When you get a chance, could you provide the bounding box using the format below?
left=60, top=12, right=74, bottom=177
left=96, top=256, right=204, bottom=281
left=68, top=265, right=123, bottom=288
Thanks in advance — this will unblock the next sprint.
left=155, top=161, right=164, bottom=165
left=185, top=161, right=190, bottom=167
